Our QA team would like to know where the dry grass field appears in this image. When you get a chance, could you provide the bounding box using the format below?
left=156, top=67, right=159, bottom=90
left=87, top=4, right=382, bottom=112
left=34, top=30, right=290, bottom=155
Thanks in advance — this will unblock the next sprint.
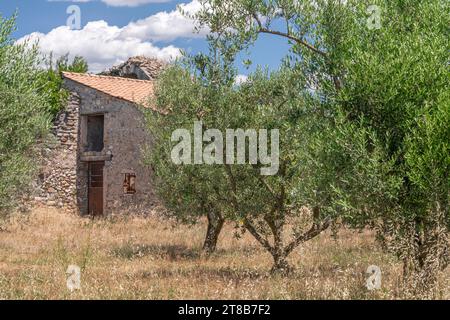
left=0, top=207, right=448, bottom=300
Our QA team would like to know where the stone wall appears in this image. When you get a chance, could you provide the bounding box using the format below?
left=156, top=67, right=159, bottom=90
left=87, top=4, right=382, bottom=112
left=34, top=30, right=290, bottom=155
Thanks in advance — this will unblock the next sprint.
left=34, top=93, right=80, bottom=211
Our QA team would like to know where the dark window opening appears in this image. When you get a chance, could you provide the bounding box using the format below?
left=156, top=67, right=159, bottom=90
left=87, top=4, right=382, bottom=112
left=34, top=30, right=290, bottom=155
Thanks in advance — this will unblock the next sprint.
left=123, top=173, right=136, bottom=194
left=86, top=115, right=104, bottom=152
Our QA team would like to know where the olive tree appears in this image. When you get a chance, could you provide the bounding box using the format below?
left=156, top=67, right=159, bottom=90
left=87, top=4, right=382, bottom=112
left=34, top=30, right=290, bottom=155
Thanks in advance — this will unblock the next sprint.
left=191, top=0, right=449, bottom=293
left=325, top=0, right=449, bottom=296
left=0, top=14, right=51, bottom=212
left=144, top=48, right=235, bottom=255
left=146, top=40, right=334, bottom=270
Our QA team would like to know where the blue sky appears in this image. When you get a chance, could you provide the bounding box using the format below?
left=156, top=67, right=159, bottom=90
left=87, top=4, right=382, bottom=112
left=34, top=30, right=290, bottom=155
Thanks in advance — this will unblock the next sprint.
left=1, top=0, right=290, bottom=75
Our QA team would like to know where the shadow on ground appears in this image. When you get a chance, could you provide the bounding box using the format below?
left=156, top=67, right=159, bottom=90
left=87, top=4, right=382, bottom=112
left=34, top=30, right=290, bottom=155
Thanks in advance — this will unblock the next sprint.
left=140, top=266, right=265, bottom=281
left=111, top=242, right=264, bottom=262
left=111, top=243, right=201, bottom=261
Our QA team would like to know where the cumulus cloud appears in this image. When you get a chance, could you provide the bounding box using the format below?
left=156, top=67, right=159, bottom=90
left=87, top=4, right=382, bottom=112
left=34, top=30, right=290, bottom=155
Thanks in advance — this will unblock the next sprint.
left=18, top=21, right=181, bottom=73
left=120, top=0, right=206, bottom=41
left=18, top=1, right=207, bottom=73
left=48, top=0, right=170, bottom=7
left=102, top=0, right=170, bottom=6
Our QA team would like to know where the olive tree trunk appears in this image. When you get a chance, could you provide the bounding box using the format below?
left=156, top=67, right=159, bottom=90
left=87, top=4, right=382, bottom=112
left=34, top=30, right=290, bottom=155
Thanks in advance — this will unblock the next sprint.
left=399, top=202, right=448, bottom=298
left=244, top=208, right=330, bottom=275
left=202, top=211, right=225, bottom=255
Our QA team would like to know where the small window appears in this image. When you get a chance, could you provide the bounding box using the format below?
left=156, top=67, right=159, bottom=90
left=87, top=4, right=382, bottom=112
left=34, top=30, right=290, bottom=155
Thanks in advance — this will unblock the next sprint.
left=123, top=173, right=136, bottom=194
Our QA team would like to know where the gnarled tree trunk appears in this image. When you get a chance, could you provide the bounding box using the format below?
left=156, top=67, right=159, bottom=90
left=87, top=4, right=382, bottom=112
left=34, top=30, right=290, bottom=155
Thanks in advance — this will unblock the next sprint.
left=271, top=252, right=292, bottom=274
left=244, top=207, right=330, bottom=275
left=202, top=211, right=225, bottom=255
left=268, top=216, right=293, bottom=274
left=401, top=206, right=448, bottom=298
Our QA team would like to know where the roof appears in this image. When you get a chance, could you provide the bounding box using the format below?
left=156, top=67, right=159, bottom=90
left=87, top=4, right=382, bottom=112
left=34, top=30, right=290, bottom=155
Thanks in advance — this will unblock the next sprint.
left=62, top=72, right=155, bottom=109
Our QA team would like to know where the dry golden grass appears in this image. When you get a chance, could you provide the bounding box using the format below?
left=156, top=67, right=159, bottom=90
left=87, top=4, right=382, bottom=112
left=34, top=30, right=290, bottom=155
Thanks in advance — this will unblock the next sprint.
left=0, top=207, right=448, bottom=300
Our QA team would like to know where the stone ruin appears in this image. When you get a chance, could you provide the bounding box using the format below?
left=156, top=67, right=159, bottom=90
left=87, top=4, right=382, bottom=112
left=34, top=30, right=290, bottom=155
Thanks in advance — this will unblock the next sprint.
left=31, top=56, right=165, bottom=214
left=100, top=56, right=167, bottom=81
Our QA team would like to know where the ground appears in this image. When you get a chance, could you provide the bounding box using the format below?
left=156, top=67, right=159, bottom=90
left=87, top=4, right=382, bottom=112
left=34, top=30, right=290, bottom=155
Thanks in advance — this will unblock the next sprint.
left=0, top=207, right=448, bottom=300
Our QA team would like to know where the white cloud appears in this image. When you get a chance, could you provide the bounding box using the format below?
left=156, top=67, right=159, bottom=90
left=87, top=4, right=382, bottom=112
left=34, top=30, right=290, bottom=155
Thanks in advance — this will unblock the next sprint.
left=18, top=1, right=207, bottom=73
left=18, top=21, right=181, bottom=73
left=120, top=0, right=205, bottom=41
left=102, top=0, right=170, bottom=6
left=235, top=74, right=249, bottom=85
left=48, top=0, right=171, bottom=7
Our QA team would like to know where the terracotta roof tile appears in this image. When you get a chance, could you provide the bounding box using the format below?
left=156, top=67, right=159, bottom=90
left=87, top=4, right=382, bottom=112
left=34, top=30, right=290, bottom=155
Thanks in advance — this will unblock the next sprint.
left=62, top=72, right=156, bottom=109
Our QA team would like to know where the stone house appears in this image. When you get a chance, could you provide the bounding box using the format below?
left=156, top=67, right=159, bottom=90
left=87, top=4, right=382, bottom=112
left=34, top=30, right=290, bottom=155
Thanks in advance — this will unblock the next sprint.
left=35, top=66, right=159, bottom=216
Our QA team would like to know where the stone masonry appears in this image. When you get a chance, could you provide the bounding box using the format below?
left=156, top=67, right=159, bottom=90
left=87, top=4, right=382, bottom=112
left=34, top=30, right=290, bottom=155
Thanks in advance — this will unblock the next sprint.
left=35, top=73, right=158, bottom=215
left=34, top=93, right=80, bottom=210
left=100, top=56, right=167, bottom=80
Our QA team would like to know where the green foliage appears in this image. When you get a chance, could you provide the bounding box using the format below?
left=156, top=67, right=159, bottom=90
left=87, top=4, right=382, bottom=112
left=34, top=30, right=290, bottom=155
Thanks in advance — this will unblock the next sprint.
left=330, top=1, right=449, bottom=294
left=147, top=42, right=336, bottom=270
left=147, top=50, right=234, bottom=223
left=333, top=0, right=449, bottom=223
left=188, top=0, right=449, bottom=284
left=43, top=53, right=88, bottom=116
left=0, top=14, right=51, bottom=212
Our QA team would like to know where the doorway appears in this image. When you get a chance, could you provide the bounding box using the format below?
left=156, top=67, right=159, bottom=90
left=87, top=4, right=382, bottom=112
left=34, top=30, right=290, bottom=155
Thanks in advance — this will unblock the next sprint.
left=88, top=162, right=104, bottom=216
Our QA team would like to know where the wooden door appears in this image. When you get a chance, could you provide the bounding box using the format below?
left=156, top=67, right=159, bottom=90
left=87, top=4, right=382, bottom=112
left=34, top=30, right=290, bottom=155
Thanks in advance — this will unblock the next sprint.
left=88, top=162, right=104, bottom=216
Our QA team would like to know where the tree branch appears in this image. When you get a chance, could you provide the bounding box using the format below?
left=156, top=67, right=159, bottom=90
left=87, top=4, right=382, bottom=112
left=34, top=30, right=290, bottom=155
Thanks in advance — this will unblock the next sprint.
left=224, top=164, right=239, bottom=207
left=257, top=175, right=277, bottom=200
left=223, top=164, right=275, bottom=255
left=244, top=219, right=274, bottom=255
left=284, top=215, right=331, bottom=256
left=251, top=12, right=326, bottom=57
left=259, top=28, right=326, bottom=57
